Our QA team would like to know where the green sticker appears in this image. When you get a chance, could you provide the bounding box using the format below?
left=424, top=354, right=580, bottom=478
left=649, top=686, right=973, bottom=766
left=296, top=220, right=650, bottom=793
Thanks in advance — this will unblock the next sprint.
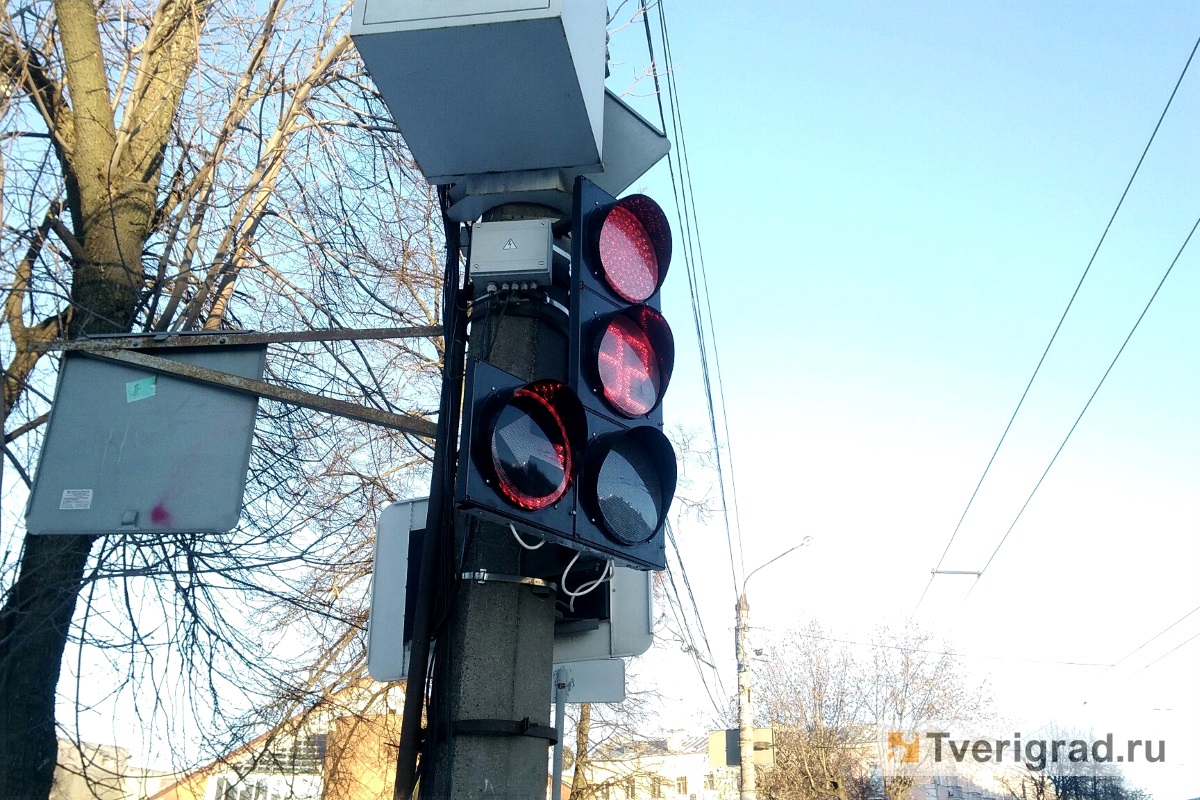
left=126, top=376, right=157, bottom=403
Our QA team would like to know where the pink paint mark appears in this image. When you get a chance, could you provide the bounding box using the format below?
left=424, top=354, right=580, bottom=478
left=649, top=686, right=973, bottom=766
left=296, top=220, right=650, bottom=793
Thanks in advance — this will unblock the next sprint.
left=150, top=504, right=172, bottom=526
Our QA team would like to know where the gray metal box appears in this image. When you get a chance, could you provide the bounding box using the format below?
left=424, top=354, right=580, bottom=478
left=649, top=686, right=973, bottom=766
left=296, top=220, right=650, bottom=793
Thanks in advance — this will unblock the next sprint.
left=351, top=0, right=606, bottom=182
left=25, top=346, right=266, bottom=535
left=367, top=498, right=653, bottom=682
left=469, top=219, right=553, bottom=286
left=367, top=498, right=429, bottom=682
left=552, top=567, right=653, bottom=663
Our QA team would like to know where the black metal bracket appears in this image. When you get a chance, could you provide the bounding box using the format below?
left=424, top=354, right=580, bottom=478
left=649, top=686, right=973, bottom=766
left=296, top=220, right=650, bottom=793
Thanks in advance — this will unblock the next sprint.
left=453, top=718, right=558, bottom=744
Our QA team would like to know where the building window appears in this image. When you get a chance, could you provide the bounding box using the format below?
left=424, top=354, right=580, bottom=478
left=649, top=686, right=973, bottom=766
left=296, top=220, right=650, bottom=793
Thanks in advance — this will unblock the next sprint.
left=625, top=778, right=635, bottom=799
left=676, top=777, right=687, bottom=795
left=704, top=773, right=715, bottom=792
left=651, top=779, right=664, bottom=799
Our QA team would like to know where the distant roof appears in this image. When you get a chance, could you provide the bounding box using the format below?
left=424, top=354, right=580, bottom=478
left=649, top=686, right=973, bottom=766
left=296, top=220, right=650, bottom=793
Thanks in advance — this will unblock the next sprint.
left=673, top=735, right=709, bottom=754
left=594, top=733, right=709, bottom=760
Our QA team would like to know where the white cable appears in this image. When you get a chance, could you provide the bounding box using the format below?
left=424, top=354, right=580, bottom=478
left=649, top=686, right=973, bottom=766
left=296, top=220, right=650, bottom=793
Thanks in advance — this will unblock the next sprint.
left=541, top=293, right=570, bottom=317
left=561, top=554, right=614, bottom=612
left=510, top=523, right=545, bottom=550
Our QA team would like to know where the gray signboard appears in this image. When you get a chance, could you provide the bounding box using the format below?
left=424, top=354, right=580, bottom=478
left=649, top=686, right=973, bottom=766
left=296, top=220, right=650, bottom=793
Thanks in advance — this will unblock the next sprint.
left=25, top=345, right=266, bottom=535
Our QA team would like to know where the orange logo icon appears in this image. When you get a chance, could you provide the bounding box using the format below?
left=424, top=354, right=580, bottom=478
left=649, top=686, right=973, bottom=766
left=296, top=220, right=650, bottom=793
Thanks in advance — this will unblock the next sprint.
left=888, top=732, right=920, bottom=764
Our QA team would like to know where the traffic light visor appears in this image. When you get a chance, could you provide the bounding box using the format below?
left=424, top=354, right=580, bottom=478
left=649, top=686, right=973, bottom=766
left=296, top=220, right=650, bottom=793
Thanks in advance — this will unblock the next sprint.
left=485, top=380, right=585, bottom=511
left=595, top=195, right=672, bottom=303
left=595, top=305, right=675, bottom=418
left=583, top=427, right=677, bottom=545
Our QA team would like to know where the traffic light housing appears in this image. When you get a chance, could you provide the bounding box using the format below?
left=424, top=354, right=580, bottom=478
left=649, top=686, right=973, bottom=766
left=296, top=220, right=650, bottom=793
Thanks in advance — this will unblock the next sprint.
left=457, top=360, right=583, bottom=544
left=455, top=176, right=676, bottom=571
left=567, top=176, right=676, bottom=570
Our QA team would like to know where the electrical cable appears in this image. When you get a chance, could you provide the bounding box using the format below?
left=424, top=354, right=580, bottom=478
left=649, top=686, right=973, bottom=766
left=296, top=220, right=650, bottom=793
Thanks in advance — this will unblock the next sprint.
left=1109, top=605, right=1200, bottom=670
left=509, top=523, right=545, bottom=551
left=559, top=553, right=613, bottom=611
left=394, top=187, right=469, bottom=800
left=1073, top=605, right=1200, bottom=708
left=660, top=557, right=727, bottom=718
left=641, top=0, right=744, bottom=600
left=648, top=518, right=726, bottom=718
left=630, top=0, right=743, bottom=721
left=915, top=32, right=1200, bottom=612
left=664, top=520, right=729, bottom=709
left=665, top=521, right=725, bottom=689
left=658, top=1, right=747, bottom=580
left=967, top=215, right=1199, bottom=587
left=1132, top=628, right=1200, bottom=675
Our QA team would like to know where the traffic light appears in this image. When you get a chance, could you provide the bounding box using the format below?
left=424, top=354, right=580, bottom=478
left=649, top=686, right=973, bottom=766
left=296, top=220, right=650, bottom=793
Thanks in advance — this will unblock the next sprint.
left=455, top=177, right=676, bottom=571
left=456, top=361, right=584, bottom=545
left=567, top=176, right=676, bottom=570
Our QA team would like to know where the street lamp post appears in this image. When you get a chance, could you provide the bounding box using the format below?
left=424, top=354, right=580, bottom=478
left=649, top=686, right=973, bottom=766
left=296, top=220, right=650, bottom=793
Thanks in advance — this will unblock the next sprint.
left=736, top=592, right=755, bottom=800
left=736, top=537, right=811, bottom=800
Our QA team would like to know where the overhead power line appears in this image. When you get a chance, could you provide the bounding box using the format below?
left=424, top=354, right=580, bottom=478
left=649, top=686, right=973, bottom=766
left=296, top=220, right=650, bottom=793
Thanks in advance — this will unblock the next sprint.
left=663, top=520, right=729, bottom=716
left=1110, top=605, right=1200, bottom=670
left=777, top=629, right=1115, bottom=668
left=1133, top=629, right=1200, bottom=675
left=915, top=31, right=1200, bottom=612
left=970, top=215, right=1199, bottom=582
left=642, top=0, right=745, bottom=600
left=620, top=0, right=744, bottom=717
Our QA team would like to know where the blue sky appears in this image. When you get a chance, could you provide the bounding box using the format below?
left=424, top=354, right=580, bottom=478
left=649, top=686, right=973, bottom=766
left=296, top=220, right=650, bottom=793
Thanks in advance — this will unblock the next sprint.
left=608, top=2, right=1199, bottom=795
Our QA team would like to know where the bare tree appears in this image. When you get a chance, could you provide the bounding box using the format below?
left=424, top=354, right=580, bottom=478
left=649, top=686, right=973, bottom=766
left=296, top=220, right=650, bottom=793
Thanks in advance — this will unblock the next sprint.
left=568, top=660, right=674, bottom=800
left=862, top=624, right=991, bottom=800
left=756, top=623, right=990, bottom=800
left=2, top=2, right=210, bottom=794
left=1000, top=761, right=1149, bottom=800
left=1, top=1, right=445, bottom=796
left=995, top=727, right=1150, bottom=800
left=757, top=623, right=874, bottom=800
left=998, top=764, right=1054, bottom=800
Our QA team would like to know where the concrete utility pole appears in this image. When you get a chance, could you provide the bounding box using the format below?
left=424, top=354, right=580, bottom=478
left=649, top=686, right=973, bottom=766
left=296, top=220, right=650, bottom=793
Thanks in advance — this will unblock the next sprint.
left=736, top=593, right=756, bottom=800
left=737, top=538, right=812, bottom=800
left=425, top=204, right=567, bottom=800
left=349, top=9, right=672, bottom=798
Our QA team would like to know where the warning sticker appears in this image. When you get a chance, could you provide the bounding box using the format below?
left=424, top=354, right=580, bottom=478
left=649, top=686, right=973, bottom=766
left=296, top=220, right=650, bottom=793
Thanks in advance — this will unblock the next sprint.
left=59, top=489, right=94, bottom=510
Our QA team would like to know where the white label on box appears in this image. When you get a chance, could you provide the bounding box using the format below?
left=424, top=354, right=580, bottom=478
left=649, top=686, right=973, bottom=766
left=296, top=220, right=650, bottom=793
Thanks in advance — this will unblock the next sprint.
left=59, top=489, right=93, bottom=510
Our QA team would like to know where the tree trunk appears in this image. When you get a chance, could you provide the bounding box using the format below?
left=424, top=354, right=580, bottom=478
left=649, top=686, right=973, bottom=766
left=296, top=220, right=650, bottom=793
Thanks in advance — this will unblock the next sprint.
left=0, top=535, right=96, bottom=799
left=0, top=0, right=204, bottom=794
left=0, top=148, right=141, bottom=800
left=571, top=703, right=593, bottom=800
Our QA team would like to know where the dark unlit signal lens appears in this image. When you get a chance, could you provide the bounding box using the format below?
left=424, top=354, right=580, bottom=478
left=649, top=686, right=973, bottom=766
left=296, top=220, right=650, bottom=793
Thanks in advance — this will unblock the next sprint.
left=584, top=427, right=677, bottom=546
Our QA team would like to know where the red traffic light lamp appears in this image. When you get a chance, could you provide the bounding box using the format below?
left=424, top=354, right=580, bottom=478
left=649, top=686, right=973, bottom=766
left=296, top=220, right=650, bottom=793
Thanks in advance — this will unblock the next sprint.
left=587, top=194, right=672, bottom=303
left=479, top=379, right=586, bottom=511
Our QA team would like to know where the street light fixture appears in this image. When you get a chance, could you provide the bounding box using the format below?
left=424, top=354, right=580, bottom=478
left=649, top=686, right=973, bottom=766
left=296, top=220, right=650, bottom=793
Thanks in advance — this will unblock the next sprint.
left=736, top=536, right=812, bottom=800
left=742, top=536, right=813, bottom=596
